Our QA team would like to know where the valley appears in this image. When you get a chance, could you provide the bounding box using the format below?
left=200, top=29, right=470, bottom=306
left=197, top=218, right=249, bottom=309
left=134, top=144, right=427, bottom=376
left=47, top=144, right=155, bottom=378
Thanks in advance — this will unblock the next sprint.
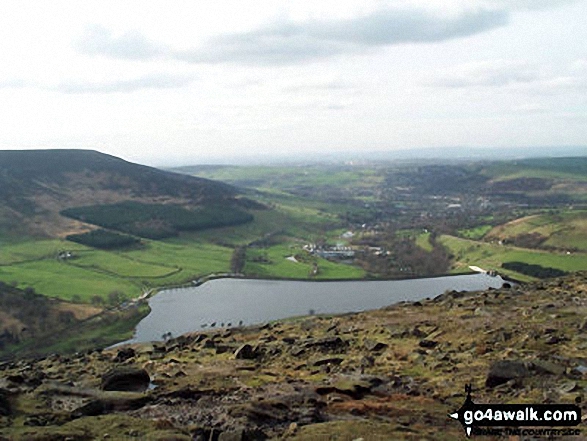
left=1, top=151, right=586, bottom=359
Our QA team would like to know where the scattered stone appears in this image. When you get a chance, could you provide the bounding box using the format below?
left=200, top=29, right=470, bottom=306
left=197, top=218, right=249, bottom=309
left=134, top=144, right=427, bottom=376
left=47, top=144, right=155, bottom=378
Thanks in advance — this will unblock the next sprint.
left=360, top=356, right=375, bottom=368
left=570, top=364, right=587, bottom=377
left=545, top=335, right=564, bottom=345
left=191, top=334, right=208, bottom=345
left=312, top=357, right=344, bottom=367
left=364, top=339, right=388, bottom=352
left=6, top=374, right=25, bottom=384
left=215, top=344, right=234, bottom=355
left=290, top=346, right=306, bottom=357
left=302, top=336, right=347, bottom=352
left=113, top=347, right=135, bottom=363
left=72, top=399, right=105, bottom=418
left=532, top=359, right=565, bottom=376
left=203, top=338, right=216, bottom=349
left=557, top=381, right=579, bottom=394
left=411, top=326, right=428, bottom=338
left=418, top=339, right=438, bottom=349
left=0, top=388, right=11, bottom=416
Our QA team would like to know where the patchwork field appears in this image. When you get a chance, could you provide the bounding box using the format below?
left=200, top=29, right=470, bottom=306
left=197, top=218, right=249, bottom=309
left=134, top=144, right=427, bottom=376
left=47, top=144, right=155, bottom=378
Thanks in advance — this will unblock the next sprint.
left=440, top=234, right=587, bottom=282
left=0, top=237, right=235, bottom=302
left=0, top=201, right=359, bottom=303
left=485, top=210, right=587, bottom=251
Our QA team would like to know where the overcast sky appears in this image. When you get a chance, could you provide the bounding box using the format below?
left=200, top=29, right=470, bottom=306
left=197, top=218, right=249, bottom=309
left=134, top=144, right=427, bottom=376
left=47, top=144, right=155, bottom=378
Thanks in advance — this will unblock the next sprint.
left=0, top=0, right=585, bottom=165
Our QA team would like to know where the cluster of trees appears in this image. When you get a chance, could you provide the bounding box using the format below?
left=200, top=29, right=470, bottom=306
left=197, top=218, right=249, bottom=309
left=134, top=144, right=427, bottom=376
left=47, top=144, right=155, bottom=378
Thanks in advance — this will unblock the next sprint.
left=66, top=229, right=140, bottom=249
left=355, top=231, right=451, bottom=278
left=61, top=201, right=253, bottom=239
left=503, top=233, right=547, bottom=249
left=230, top=246, right=246, bottom=274
left=502, top=261, right=567, bottom=279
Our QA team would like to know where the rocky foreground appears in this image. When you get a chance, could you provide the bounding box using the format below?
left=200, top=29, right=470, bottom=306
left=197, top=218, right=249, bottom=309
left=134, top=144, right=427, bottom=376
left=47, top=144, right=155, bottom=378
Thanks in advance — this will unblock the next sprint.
left=1, top=274, right=587, bottom=440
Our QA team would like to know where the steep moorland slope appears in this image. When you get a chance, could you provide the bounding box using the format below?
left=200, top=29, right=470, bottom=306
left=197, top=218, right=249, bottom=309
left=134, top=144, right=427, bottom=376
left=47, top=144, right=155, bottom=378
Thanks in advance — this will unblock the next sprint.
left=0, top=149, right=241, bottom=237
left=0, top=273, right=585, bottom=440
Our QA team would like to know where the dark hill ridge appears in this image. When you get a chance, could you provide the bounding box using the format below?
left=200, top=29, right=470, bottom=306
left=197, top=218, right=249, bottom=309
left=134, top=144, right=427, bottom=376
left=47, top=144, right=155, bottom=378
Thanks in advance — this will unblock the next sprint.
left=0, top=273, right=586, bottom=439
left=0, top=149, right=236, bottom=201
left=0, top=149, right=244, bottom=237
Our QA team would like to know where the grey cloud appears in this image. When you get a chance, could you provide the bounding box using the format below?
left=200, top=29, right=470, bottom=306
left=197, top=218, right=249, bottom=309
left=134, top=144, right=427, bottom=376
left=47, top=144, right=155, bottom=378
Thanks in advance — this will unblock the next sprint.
left=77, top=7, right=508, bottom=66
left=178, top=8, right=508, bottom=65
left=308, top=8, right=508, bottom=45
left=57, top=74, right=193, bottom=94
left=75, top=25, right=165, bottom=60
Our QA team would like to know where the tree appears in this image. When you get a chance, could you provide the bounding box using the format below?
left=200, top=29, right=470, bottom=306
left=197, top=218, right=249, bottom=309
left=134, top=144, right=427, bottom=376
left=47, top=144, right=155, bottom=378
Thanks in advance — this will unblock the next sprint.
left=108, top=291, right=124, bottom=306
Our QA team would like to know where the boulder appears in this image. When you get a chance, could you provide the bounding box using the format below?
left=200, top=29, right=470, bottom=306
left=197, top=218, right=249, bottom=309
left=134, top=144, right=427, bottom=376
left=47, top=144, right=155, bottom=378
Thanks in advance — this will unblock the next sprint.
left=0, top=388, right=11, bottom=416
left=486, top=360, right=530, bottom=388
left=532, top=359, right=565, bottom=376
left=418, top=339, right=438, bottom=349
left=364, top=340, right=388, bottom=352
left=113, top=347, right=135, bottom=363
left=312, top=356, right=344, bottom=367
left=101, top=366, right=150, bottom=392
left=234, top=344, right=258, bottom=360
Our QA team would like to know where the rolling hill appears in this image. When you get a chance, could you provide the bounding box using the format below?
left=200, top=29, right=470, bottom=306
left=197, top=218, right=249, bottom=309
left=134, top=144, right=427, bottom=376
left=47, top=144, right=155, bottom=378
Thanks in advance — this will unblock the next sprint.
left=0, top=149, right=246, bottom=238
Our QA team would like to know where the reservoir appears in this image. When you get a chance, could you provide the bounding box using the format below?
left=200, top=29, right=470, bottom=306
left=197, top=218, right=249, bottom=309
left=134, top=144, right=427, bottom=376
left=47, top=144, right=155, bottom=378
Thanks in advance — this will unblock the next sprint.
left=128, top=274, right=506, bottom=343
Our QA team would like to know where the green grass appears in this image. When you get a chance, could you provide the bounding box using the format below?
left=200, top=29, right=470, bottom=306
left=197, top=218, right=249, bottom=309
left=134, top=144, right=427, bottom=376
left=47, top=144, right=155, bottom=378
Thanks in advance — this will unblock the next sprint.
left=244, top=243, right=365, bottom=279
left=70, top=250, right=178, bottom=278
left=415, top=232, right=433, bottom=252
left=0, top=259, right=142, bottom=301
left=0, top=195, right=358, bottom=304
left=458, top=225, right=493, bottom=240
left=121, top=239, right=233, bottom=286
left=440, top=234, right=587, bottom=282
left=0, top=239, right=86, bottom=265
left=175, top=164, right=384, bottom=191
left=483, top=157, right=587, bottom=182
left=192, top=206, right=335, bottom=246
left=487, top=210, right=587, bottom=251
left=0, top=237, right=233, bottom=301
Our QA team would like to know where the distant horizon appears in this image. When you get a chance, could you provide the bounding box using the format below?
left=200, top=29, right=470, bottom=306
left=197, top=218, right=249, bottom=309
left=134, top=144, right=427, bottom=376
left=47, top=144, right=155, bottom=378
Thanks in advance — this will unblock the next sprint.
left=3, top=145, right=586, bottom=168
left=159, top=145, right=587, bottom=167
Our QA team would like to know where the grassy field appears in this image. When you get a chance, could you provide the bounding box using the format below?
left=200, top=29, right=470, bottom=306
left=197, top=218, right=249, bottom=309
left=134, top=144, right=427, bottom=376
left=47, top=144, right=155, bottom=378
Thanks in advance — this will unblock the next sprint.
left=0, top=259, right=143, bottom=302
left=0, top=240, right=86, bottom=265
left=70, top=251, right=179, bottom=278
left=458, top=225, right=493, bottom=240
left=440, top=234, right=587, bottom=282
left=0, top=236, right=233, bottom=301
left=0, top=200, right=360, bottom=302
left=415, top=232, right=433, bottom=252
left=483, top=157, right=587, bottom=182
left=486, top=210, right=587, bottom=251
left=174, top=164, right=384, bottom=191
left=244, top=243, right=365, bottom=279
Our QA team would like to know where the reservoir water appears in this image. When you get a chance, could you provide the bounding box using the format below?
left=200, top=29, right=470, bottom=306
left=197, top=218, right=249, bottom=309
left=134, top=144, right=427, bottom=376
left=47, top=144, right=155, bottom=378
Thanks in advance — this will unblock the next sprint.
left=127, top=274, right=506, bottom=343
